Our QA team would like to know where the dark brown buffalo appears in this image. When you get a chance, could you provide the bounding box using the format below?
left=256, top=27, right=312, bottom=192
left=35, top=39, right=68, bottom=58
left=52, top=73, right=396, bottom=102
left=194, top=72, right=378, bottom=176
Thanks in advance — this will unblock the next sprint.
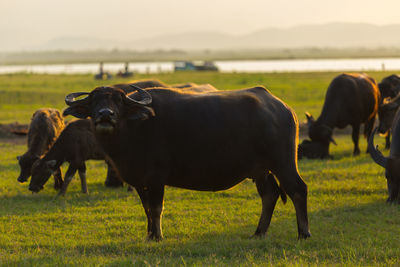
left=377, top=94, right=400, bottom=149
left=113, top=79, right=168, bottom=92
left=29, top=119, right=119, bottom=196
left=17, top=108, right=64, bottom=189
left=62, top=85, right=310, bottom=241
left=369, top=108, right=400, bottom=203
left=114, top=79, right=217, bottom=94
left=378, top=74, right=400, bottom=99
left=300, top=73, right=380, bottom=159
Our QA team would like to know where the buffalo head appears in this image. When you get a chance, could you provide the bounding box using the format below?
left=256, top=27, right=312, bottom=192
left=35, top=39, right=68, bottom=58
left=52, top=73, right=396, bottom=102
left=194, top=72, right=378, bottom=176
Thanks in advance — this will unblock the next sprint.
left=29, top=159, right=56, bottom=193
left=378, top=96, right=400, bottom=135
left=378, top=75, right=400, bottom=99
left=369, top=127, right=400, bottom=203
left=16, top=153, right=39, bottom=183
left=305, top=112, right=337, bottom=145
left=298, top=139, right=331, bottom=160
left=63, top=85, right=155, bottom=134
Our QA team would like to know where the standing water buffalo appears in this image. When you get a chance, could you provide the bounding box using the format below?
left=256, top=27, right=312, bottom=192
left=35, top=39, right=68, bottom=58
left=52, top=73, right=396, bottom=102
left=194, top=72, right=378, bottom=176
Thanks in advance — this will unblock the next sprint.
left=300, top=73, right=380, bottom=159
left=369, top=108, right=400, bottom=203
left=62, top=84, right=310, bottom=240
left=17, top=108, right=64, bottom=189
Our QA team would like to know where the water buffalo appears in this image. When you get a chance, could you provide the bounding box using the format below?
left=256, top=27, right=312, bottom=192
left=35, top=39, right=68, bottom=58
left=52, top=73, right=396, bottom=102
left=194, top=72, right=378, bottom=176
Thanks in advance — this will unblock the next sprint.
left=377, top=94, right=400, bottom=149
left=114, top=80, right=217, bottom=94
left=378, top=74, right=400, bottom=99
left=63, top=85, right=310, bottom=241
left=113, top=79, right=168, bottom=92
left=301, top=73, right=380, bottom=159
left=369, top=108, right=400, bottom=203
left=29, top=119, right=120, bottom=196
left=17, top=108, right=64, bottom=189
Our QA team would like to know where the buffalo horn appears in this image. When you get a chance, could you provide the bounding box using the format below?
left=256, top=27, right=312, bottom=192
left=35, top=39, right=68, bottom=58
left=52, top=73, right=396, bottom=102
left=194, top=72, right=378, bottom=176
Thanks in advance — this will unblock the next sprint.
left=329, top=136, right=337, bottom=145
left=126, top=85, right=152, bottom=105
left=368, top=127, right=388, bottom=168
left=65, top=92, right=89, bottom=106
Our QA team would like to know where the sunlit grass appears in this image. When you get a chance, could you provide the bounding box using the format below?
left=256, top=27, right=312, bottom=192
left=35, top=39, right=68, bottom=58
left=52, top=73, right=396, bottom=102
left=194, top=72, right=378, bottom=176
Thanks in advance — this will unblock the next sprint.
left=0, top=72, right=399, bottom=265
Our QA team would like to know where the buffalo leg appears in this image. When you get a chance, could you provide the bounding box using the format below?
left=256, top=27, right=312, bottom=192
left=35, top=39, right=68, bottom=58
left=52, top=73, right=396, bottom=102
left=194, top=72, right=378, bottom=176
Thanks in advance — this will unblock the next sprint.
left=352, top=124, right=361, bottom=155
left=104, top=162, right=123, bottom=188
left=385, top=130, right=391, bottom=149
left=146, top=184, right=165, bottom=241
left=273, top=166, right=310, bottom=239
left=135, top=187, right=152, bottom=234
left=53, top=167, right=63, bottom=190
left=58, top=164, right=77, bottom=196
left=254, top=172, right=281, bottom=237
left=78, top=164, right=88, bottom=194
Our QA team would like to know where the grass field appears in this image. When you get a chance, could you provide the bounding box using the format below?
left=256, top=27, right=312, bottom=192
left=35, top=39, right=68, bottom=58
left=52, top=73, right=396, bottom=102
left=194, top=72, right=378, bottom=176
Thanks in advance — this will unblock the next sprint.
left=0, top=72, right=399, bottom=266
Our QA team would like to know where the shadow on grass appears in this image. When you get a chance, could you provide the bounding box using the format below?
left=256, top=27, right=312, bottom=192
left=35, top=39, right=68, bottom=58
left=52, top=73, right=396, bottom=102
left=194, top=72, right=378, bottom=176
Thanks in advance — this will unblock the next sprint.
left=2, top=199, right=400, bottom=266
left=0, top=181, right=137, bottom=216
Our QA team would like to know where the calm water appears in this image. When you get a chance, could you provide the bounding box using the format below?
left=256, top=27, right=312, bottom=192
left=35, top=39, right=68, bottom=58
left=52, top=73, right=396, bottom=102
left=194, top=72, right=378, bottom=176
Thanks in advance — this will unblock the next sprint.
left=0, top=58, right=399, bottom=74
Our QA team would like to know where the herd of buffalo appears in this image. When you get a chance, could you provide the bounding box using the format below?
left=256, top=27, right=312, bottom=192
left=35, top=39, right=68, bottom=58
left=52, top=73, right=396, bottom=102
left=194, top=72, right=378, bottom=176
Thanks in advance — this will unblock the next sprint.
left=14, top=73, right=400, bottom=241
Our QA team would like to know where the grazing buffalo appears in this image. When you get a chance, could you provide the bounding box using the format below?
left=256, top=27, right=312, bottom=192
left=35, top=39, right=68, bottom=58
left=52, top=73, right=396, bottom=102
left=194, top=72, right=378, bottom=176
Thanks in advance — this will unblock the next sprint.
left=369, top=108, right=400, bottom=203
left=378, top=74, right=400, bottom=99
left=300, top=73, right=380, bottom=159
left=298, top=139, right=330, bottom=160
left=29, top=119, right=120, bottom=196
left=63, top=85, right=310, bottom=240
left=17, top=108, right=64, bottom=189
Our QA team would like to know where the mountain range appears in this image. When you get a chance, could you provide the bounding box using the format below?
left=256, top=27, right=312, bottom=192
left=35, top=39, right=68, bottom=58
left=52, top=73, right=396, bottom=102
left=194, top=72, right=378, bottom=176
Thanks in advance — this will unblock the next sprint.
left=6, top=22, right=400, bottom=51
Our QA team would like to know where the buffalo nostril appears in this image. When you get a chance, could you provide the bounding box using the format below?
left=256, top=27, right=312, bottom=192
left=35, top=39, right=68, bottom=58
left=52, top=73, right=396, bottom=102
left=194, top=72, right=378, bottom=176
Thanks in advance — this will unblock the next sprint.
left=99, top=108, right=114, bottom=117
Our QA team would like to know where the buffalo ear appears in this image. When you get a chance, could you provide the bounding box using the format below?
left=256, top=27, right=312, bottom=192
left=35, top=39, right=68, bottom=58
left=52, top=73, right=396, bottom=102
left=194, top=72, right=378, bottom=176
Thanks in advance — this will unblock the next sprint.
left=63, top=105, right=90, bottom=119
left=128, top=106, right=155, bottom=121
left=45, top=160, right=57, bottom=170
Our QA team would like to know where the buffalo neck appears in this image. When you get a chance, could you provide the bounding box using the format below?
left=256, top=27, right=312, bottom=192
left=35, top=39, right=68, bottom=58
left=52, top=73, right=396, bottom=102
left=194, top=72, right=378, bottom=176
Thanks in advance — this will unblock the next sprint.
left=390, top=110, right=400, bottom=157
left=41, top=135, right=66, bottom=169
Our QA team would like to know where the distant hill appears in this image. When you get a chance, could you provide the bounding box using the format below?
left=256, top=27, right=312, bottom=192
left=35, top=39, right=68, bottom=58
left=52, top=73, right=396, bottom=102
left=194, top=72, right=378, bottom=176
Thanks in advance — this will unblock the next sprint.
left=5, top=22, right=400, bottom=51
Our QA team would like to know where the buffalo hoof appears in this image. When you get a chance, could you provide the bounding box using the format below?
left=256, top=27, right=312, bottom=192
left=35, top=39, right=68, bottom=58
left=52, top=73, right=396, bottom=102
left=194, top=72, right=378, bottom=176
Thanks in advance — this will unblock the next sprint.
left=251, top=232, right=266, bottom=239
left=104, top=179, right=123, bottom=188
left=146, top=233, right=163, bottom=242
left=298, top=230, right=311, bottom=240
left=54, top=181, right=63, bottom=191
left=386, top=197, right=399, bottom=204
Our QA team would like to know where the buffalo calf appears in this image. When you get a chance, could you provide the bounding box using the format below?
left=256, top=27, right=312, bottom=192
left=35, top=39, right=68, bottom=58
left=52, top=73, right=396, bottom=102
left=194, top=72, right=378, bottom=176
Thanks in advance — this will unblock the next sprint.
left=17, top=108, right=64, bottom=189
left=29, top=119, right=120, bottom=196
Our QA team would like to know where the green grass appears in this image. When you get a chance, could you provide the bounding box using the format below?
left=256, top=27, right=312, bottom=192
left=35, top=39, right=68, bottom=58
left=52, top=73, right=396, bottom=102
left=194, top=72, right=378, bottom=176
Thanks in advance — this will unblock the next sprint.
left=0, top=72, right=399, bottom=266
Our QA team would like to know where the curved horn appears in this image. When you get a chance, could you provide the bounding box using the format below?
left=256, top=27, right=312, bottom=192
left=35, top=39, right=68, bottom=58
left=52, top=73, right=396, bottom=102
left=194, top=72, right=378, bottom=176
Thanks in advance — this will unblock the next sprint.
left=368, top=127, right=388, bottom=168
left=329, top=136, right=337, bottom=146
left=126, top=85, right=152, bottom=105
left=65, top=92, right=89, bottom=106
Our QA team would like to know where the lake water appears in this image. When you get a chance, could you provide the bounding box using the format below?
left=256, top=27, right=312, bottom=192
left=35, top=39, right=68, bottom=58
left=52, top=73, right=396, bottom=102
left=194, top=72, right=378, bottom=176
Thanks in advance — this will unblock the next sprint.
left=1, top=58, right=400, bottom=74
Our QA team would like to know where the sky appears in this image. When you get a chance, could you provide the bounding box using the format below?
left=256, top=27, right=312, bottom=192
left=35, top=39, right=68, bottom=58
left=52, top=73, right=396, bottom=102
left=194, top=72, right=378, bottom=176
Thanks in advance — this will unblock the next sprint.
left=1, top=0, right=400, bottom=50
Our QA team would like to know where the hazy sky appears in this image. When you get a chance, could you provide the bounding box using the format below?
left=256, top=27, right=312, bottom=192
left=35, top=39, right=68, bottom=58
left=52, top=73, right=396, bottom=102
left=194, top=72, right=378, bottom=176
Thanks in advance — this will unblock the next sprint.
left=1, top=0, right=400, bottom=49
